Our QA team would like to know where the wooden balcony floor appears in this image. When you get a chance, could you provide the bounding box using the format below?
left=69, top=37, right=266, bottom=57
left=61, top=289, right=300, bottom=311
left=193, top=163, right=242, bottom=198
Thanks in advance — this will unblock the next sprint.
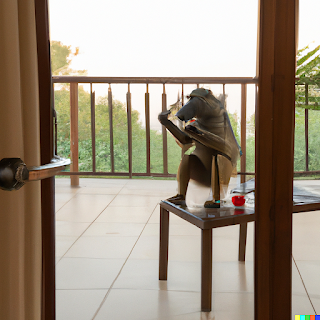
left=55, top=177, right=320, bottom=320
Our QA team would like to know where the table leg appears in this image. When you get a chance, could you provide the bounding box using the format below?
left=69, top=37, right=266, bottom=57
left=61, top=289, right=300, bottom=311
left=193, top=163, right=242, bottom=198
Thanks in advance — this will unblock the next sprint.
left=159, top=206, right=169, bottom=280
left=238, top=223, right=248, bottom=262
left=201, top=229, right=212, bottom=312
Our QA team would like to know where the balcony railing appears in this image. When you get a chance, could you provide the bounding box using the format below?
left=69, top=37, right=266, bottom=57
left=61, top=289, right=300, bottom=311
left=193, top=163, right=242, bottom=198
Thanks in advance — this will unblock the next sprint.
left=52, top=76, right=319, bottom=186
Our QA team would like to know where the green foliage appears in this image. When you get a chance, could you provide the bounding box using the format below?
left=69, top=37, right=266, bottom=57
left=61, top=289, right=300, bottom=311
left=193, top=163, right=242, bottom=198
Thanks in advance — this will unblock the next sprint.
left=50, top=41, right=87, bottom=76
left=51, top=41, right=71, bottom=74
left=296, top=45, right=320, bottom=78
left=294, top=44, right=320, bottom=173
left=54, top=84, right=183, bottom=174
left=245, top=114, right=255, bottom=173
left=296, top=44, right=320, bottom=110
left=294, top=108, right=320, bottom=172
left=53, top=39, right=320, bottom=178
left=228, top=112, right=240, bottom=145
left=307, top=109, right=320, bottom=171
left=294, top=109, right=306, bottom=171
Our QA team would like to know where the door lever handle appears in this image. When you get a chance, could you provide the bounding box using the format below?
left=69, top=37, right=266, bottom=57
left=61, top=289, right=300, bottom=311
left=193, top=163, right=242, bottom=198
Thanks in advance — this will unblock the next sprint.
left=0, top=157, right=71, bottom=191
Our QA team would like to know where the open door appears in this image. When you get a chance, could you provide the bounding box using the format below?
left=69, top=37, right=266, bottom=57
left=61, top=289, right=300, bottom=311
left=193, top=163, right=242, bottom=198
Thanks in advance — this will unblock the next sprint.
left=35, top=1, right=61, bottom=319
left=0, top=1, right=62, bottom=319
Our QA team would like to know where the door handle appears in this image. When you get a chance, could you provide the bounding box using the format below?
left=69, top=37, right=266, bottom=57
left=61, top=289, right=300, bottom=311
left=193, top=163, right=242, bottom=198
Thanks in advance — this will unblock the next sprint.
left=0, top=157, right=71, bottom=191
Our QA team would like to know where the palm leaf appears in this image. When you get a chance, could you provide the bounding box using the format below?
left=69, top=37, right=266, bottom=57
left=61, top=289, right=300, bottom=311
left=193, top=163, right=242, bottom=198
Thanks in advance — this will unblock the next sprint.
left=297, top=56, right=320, bottom=77
left=297, top=45, right=320, bottom=67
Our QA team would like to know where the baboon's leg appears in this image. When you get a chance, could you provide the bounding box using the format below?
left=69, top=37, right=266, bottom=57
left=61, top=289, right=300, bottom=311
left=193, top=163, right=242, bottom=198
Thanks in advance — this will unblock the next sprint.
left=211, top=155, right=220, bottom=202
left=177, top=154, right=190, bottom=196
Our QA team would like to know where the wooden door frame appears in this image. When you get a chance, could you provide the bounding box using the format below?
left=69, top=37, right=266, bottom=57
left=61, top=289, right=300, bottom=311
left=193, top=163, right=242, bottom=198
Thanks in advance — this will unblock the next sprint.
left=34, top=0, right=56, bottom=319
left=255, top=0, right=298, bottom=319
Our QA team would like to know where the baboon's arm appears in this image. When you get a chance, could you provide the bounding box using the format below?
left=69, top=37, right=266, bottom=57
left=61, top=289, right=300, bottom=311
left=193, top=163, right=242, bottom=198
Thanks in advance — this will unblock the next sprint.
left=158, top=110, right=193, bottom=145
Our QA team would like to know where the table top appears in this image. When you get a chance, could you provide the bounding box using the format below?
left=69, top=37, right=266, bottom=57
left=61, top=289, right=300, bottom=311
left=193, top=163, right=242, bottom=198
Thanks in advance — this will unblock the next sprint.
left=160, top=200, right=255, bottom=229
left=160, top=183, right=320, bottom=230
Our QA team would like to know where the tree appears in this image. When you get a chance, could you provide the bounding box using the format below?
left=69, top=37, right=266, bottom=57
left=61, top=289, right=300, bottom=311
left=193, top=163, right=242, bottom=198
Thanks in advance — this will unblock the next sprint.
left=51, top=41, right=181, bottom=174
left=50, top=41, right=86, bottom=76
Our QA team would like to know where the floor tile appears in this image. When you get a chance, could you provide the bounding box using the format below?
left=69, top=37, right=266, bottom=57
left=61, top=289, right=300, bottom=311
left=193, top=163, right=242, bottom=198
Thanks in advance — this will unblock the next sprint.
left=309, top=296, right=320, bottom=315
left=119, top=186, right=176, bottom=197
left=77, top=186, right=123, bottom=195
left=113, top=259, right=201, bottom=292
left=64, top=236, right=138, bottom=259
left=55, top=186, right=79, bottom=195
left=109, top=194, right=161, bottom=207
left=169, top=312, right=215, bottom=320
left=56, top=221, right=91, bottom=237
left=126, top=235, right=161, bottom=260
left=94, top=289, right=254, bottom=320
left=292, top=294, right=315, bottom=318
left=293, top=211, right=320, bottom=261
left=211, top=236, right=243, bottom=262
left=56, top=257, right=125, bottom=289
left=56, top=289, right=107, bottom=320
left=55, top=192, right=78, bottom=212
left=114, top=259, right=254, bottom=294
left=293, top=210, right=320, bottom=226
left=94, top=289, right=201, bottom=320
left=130, top=231, right=249, bottom=263
left=78, top=178, right=129, bottom=187
left=55, top=194, right=116, bottom=222
left=54, top=178, right=320, bottom=320
left=56, top=235, right=79, bottom=257
left=292, top=259, right=310, bottom=296
left=294, top=260, right=320, bottom=297
left=125, top=179, right=176, bottom=189
left=55, top=177, right=80, bottom=190
left=56, top=256, right=62, bottom=265
left=96, top=206, right=155, bottom=223
left=212, top=261, right=254, bottom=293
left=130, top=235, right=202, bottom=262
left=141, top=222, right=201, bottom=237
left=82, top=222, right=145, bottom=237
left=211, top=292, right=254, bottom=320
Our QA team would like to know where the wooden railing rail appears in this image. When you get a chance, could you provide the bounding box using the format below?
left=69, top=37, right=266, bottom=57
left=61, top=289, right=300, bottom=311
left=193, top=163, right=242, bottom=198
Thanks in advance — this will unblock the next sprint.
left=53, top=76, right=257, bottom=186
left=52, top=76, right=258, bottom=84
left=52, top=76, right=318, bottom=186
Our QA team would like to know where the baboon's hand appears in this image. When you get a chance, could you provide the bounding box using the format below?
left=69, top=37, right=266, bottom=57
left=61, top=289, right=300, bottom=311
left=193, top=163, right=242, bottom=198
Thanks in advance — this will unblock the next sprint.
left=185, top=124, right=202, bottom=135
left=158, top=110, right=171, bottom=122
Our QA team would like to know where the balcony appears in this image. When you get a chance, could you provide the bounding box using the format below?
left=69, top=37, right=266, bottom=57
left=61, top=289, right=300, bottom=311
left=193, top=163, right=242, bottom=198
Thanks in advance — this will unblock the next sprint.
left=53, top=76, right=320, bottom=319
left=55, top=177, right=320, bottom=319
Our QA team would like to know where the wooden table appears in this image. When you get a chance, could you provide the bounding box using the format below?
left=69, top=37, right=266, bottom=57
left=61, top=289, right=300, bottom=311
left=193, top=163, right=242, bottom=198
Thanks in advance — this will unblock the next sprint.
left=158, top=187, right=320, bottom=312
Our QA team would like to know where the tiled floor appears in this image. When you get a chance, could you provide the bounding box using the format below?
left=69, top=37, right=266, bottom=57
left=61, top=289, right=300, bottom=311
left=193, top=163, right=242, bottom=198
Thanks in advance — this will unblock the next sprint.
left=55, top=177, right=320, bottom=320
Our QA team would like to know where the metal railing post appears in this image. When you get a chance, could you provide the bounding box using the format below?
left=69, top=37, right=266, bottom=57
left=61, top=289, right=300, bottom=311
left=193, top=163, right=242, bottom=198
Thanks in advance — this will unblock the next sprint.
left=90, top=84, right=96, bottom=172
left=162, top=84, right=168, bottom=175
left=223, top=84, right=226, bottom=109
left=241, top=83, right=247, bottom=183
left=108, top=84, right=115, bottom=173
left=126, top=84, right=133, bottom=178
left=181, top=83, right=184, bottom=106
left=305, top=84, right=309, bottom=172
left=145, top=84, right=151, bottom=175
left=70, top=82, right=79, bottom=186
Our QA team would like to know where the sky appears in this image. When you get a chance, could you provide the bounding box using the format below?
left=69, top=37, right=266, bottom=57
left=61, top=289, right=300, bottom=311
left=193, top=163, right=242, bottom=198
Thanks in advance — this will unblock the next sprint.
left=49, top=0, right=320, bottom=129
